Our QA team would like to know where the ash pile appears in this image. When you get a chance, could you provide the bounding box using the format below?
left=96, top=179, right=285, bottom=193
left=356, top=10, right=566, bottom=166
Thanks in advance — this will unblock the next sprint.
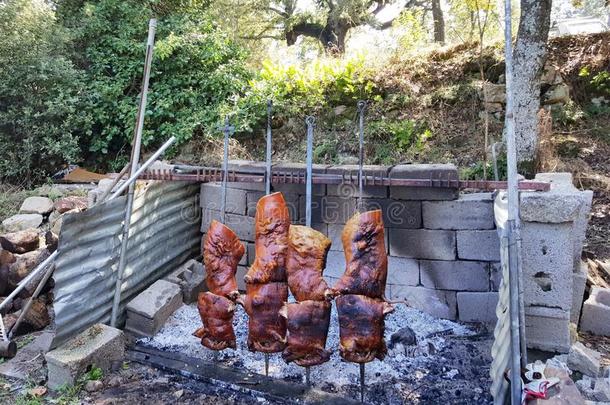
left=142, top=302, right=494, bottom=404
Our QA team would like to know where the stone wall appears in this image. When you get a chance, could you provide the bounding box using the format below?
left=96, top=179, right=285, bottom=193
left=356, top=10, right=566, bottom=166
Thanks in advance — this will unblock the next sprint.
left=199, top=161, right=501, bottom=323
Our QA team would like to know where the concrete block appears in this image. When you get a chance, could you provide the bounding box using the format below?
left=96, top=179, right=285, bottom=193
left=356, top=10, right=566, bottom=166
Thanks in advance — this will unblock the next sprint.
left=324, top=250, right=346, bottom=279
left=201, top=211, right=255, bottom=242
left=572, top=261, right=588, bottom=324
left=226, top=160, right=266, bottom=191
left=362, top=199, right=421, bottom=229
left=389, top=164, right=459, bottom=201
left=520, top=173, right=584, bottom=223
left=389, top=229, right=456, bottom=260
left=200, top=184, right=247, bottom=215
left=326, top=165, right=389, bottom=198
left=421, top=260, right=489, bottom=291
left=247, top=242, right=255, bottom=266
left=521, top=222, right=574, bottom=311
left=568, top=342, right=602, bottom=377
left=422, top=193, right=495, bottom=230
left=125, top=280, right=183, bottom=337
left=236, top=265, right=247, bottom=291
left=525, top=306, right=571, bottom=353
left=580, top=287, right=610, bottom=336
left=246, top=190, right=299, bottom=221
left=457, top=292, right=498, bottom=323
left=163, top=259, right=206, bottom=304
left=457, top=230, right=500, bottom=261
left=246, top=191, right=265, bottom=217
left=387, top=257, right=419, bottom=286
left=272, top=162, right=328, bottom=196
left=490, top=262, right=503, bottom=291
left=299, top=195, right=356, bottom=225
left=388, top=286, right=457, bottom=320
left=45, top=324, right=125, bottom=389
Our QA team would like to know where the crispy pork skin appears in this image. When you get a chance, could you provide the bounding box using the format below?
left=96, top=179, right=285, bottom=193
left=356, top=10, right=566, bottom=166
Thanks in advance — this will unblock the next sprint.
left=286, top=225, right=332, bottom=301
left=194, top=292, right=237, bottom=350
left=333, top=210, right=388, bottom=298
left=203, top=220, right=245, bottom=300
left=280, top=300, right=332, bottom=366
left=336, top=294, right=394, bottom=363
left=241, top=282, right=288, bottom=353
left=244, top=192, right=290, bottom=284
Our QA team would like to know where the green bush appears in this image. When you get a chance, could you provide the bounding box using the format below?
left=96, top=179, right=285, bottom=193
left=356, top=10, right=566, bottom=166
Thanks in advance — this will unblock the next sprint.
left=0, top=0, right=87, bottom=185
left=369, top=119, right=432, bottom=152
left=61, top=0, right=251, bottom=170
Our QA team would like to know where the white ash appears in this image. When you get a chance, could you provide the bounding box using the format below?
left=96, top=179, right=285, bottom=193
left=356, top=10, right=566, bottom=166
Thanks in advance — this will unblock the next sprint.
left=141, top=301, right=474, bottom=396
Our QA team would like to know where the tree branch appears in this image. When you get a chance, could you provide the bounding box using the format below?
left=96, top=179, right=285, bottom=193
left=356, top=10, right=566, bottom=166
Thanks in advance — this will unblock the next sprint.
left=285, top=21, right=326, bottom=45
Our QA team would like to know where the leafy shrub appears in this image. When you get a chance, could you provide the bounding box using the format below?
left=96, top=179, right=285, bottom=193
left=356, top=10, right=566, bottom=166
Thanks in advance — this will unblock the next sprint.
left=369, top=119, right=432, bottom=152
left=0, top=0, right=87, bottom=185
left=227, top=57, right=377, bottom=133
left=60, top=0, right=251, bottom=170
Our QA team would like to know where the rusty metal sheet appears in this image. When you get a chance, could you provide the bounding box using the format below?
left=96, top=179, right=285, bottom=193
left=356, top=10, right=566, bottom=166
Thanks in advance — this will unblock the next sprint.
left=52, top=181, right=200, bottom=348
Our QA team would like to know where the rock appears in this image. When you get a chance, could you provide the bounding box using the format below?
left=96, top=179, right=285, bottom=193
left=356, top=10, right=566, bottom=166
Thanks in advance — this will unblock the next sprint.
left=390, top=327, right=417, bottom=349
left=592, top=378, right=610, bottom=401
left=481, top=83, right=506, bottom=104
left=8, top=248, right=50, bottom=286
left=0, top=265, right=9, bottom=296
left=22, top=298, right=50, bottom=331
left=53, top=196, right=87, bottom=214
left=1, top=214, right=43, bottom=232
left=544, top=84, right=570, bottom=105
left=0, top=248, right=15, bottom=266
left=568, top=342, right=602, bottom=377
left=333, top=105, right=347, bottom=116
left=482, top=102, right=504, bottom=113
left=106, top=376, right=123, bottom=387
left=44, top=231, right=58, bottom=253
left=0, top=228, right=40, bottom=253
left=540, top=64, right=563, bottom=85
left=19, top=197, right=53, bottom=215
left=173, top=389, right=184, bottom=399
left=85, top=380, right=104, bottom=392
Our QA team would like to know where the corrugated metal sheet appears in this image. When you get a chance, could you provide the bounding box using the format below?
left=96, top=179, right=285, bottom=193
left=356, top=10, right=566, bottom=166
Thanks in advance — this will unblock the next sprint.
left=52, top=181, right=200, bottom=348
left=490, top=230, right=511, bottom=404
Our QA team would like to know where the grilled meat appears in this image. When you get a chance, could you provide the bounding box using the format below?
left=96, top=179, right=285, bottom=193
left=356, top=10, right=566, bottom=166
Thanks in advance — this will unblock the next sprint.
left=333, top=210, right=388, bottom=299
left=203, top=220, right=245, bottom=300
left=336, top=294, right=394, bottom=363
left=280, top=300, right=332, bottom=366
left=240, top=282, right=288, bottom=353
left=244, top=192, right=290, bottom=284
left=286, top=225, right=332, bottom=301
left=194, top=292, right=237, bottom=350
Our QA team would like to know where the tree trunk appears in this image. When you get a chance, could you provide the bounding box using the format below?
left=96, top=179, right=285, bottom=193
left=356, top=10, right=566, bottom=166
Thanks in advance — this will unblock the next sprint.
left=512, top=0, right=552, bottom=168
left=431, top=0, right=445, bottom=43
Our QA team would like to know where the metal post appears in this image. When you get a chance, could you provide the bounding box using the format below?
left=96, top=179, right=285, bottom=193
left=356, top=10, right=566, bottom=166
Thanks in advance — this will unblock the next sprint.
left=305, top=116, right=315, bottom=227
left=265, top=105, right=273, bottom=196
left=356, top=101, right=366, bottom=212
left=220, top=118, right=234, bottom=224
left=503, top=1, right=524, bottom=403
left=111, top=19, right=157, bottom=327
left=360, top=362, right=365, bottom=402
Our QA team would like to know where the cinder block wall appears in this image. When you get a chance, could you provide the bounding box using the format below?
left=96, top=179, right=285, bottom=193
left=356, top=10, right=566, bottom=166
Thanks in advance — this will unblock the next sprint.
left=199, top=161, right=501, bottom=323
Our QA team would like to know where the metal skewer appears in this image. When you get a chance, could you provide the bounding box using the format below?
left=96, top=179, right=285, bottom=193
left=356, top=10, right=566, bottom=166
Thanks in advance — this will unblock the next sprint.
left=220, top=117, right=234, bottom=224
left=360, top=362, right=366, bottom=402
left=304, top=115, right=315, bottom=385
left=357, top=100, right=366, bottom=213
left=266, top=101, right=273, bottom=195
left=264, top=353, right=270, bottom=376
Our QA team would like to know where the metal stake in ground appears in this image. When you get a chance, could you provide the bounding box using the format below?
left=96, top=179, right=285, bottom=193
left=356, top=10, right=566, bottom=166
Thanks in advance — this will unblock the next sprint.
left=304, top=115, right=315, bottom=385
left=111, top=18, right=157, bottom=327
left=356, top=100, right=366, bottom=213
left=220, top=117, right=234, bottom=224
left=360, top=362, right=365, bottom=402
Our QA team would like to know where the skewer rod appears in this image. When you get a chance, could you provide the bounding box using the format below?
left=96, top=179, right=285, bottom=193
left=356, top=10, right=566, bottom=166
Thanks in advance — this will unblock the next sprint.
left=357, top=101, right=366, bottom=212
left=220, top=117, right=233, bottom=224
left=306, top=366, right=311, bottom=386
left=264, top=353, right=270, bottom=376
left=305, top=116, right=315, bottom=227
left=266, top=101, right=273, bottom=195
left=360, top=363, right=365, bottom=402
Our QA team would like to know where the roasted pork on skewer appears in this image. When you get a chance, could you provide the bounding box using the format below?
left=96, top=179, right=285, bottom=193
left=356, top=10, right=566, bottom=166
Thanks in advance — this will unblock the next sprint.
left=333, top=210, right=388, bottom=299
left=194, top=292, right=237, bottom=350
left=202, top=220, right=245, bottom=301
left=280, top=300, right=332, bottom=366
left=286, top=225, right=332, bottom=301
left=244, top=192, right=290, bottom=284
left=240, top=282, right=288, bottom=353
left=336, top=294, right=394, bottom=363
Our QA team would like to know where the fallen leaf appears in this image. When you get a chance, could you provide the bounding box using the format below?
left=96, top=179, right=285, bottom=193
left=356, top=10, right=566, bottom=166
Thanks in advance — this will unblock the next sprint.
left=29, top=386, right=47, bottom=397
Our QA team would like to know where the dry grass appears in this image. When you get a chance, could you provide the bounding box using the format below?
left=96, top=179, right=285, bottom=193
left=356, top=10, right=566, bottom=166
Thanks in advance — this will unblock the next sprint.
left=0, top=184, right=32, bottom=223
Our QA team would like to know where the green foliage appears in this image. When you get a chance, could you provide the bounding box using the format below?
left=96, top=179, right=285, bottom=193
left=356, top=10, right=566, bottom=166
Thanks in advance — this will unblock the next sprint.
left=61, top=0, right=251, bottom=169
left=579, top=66, right=610, bottom=97
left=227, top=57, right=377, bottom=133
left=0, top=0, right=87, bottom=185
left=552, top=101, right=585, bottom=126
left=84, top=365, right=103, bottom=381
left=369, top=119, right=432, bottom=152
left=461, top=154, right=507, bottom=180
left=395, top=10, right=428, bottom=52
